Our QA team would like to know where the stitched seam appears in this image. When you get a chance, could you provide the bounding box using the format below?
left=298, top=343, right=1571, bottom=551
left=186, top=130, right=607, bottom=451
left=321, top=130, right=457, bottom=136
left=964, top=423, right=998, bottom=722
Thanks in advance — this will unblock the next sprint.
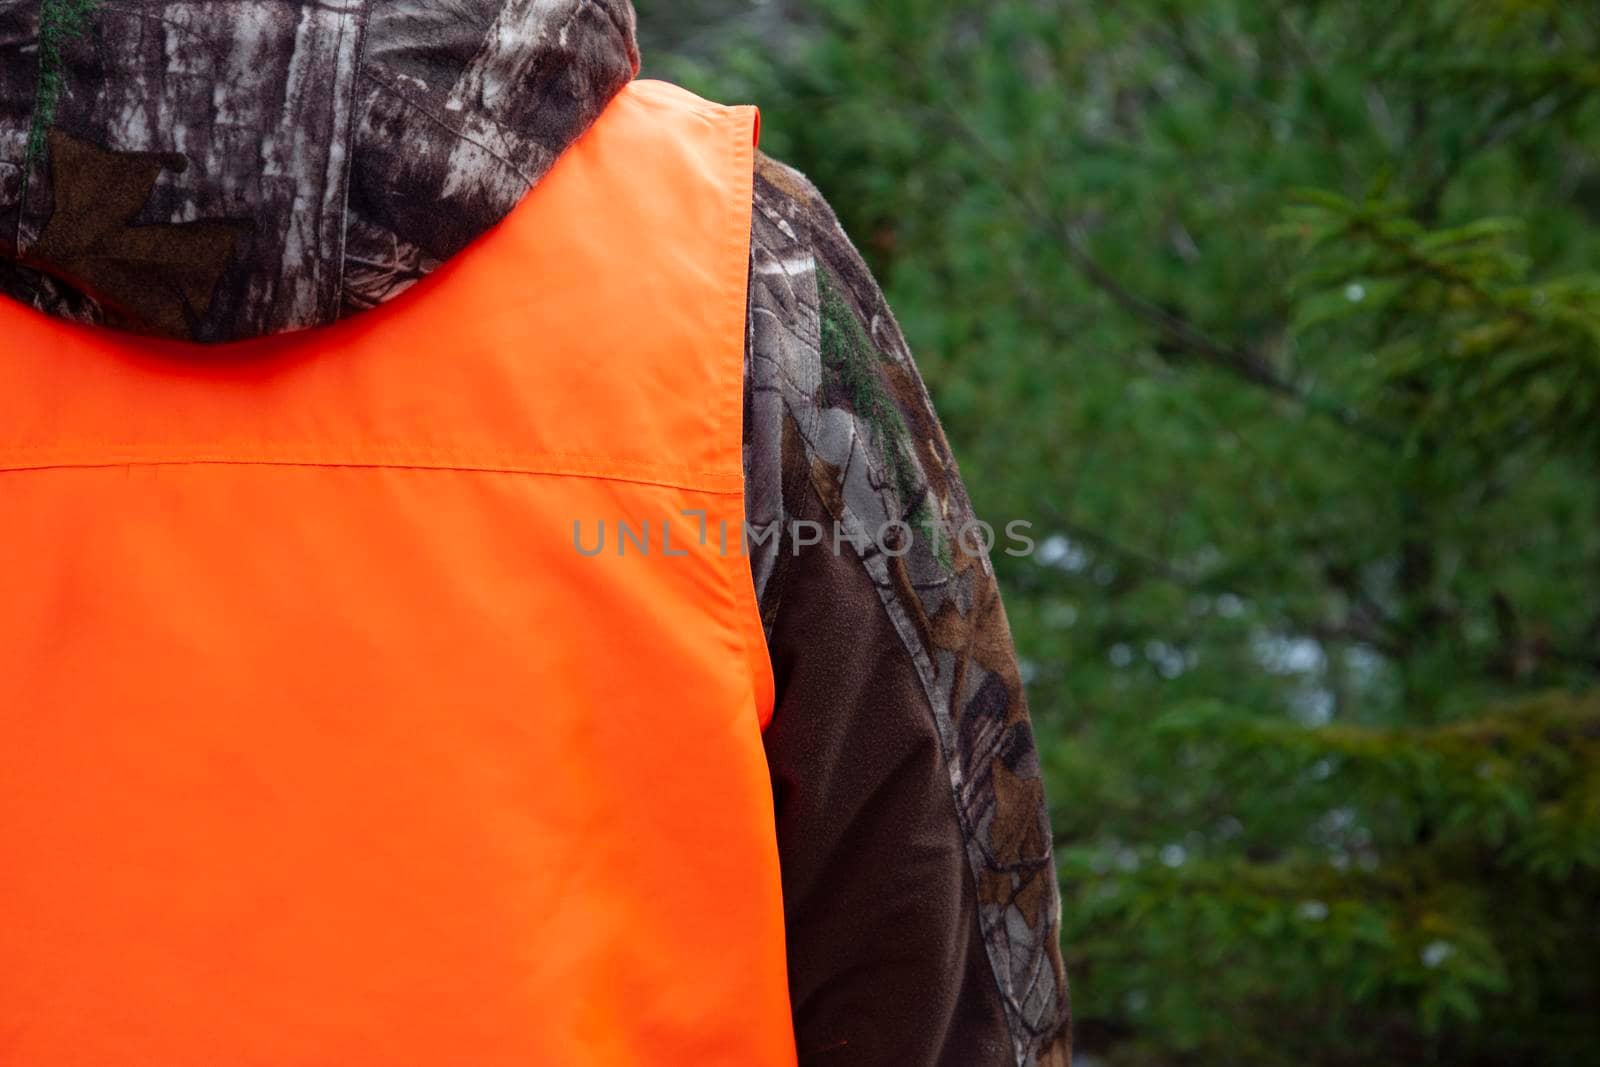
left=0, top=455, right=744, bottom=494
left=0, top=443, right=729, bottom=476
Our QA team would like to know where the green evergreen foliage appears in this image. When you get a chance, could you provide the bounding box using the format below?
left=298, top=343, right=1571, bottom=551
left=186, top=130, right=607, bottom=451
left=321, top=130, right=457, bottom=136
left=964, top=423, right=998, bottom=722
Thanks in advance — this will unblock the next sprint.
left=640, top=2, right=1600, bottom=1062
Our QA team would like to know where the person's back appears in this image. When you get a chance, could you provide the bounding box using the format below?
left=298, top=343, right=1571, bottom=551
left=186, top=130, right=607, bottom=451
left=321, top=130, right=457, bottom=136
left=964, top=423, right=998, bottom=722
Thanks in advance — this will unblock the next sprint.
left=0, top=4, right=1070, bottom=1064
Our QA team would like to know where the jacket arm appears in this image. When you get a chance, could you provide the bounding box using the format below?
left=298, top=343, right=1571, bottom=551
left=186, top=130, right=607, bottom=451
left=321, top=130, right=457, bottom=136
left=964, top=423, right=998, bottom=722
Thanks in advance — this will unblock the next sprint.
left=742, top=153, right=1070, bottom=1067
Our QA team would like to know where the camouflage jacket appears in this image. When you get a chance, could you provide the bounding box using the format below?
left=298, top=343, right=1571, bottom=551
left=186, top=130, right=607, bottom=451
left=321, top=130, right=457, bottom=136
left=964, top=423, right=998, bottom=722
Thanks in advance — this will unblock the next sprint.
left=0, top=2, right=1068, bottom=1063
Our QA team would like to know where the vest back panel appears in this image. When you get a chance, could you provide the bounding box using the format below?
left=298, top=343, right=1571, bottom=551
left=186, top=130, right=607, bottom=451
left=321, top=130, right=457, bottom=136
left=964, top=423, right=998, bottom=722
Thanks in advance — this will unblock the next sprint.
left=0, top=80, right=792, bottom=1067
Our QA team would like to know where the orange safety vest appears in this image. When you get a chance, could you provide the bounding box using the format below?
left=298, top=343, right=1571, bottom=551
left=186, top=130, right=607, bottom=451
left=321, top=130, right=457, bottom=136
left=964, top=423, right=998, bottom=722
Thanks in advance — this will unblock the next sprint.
left=0, top=80, right=794, bottom=1065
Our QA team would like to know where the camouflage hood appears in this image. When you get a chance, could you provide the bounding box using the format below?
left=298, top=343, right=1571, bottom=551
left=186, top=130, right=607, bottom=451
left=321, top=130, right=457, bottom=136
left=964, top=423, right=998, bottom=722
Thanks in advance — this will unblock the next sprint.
left=0, top=0, right=639, bottom=343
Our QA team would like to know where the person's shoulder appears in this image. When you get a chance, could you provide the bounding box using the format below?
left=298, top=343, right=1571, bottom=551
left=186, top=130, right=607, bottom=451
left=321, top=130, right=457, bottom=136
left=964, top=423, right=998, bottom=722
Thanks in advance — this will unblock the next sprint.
left=746, top=148, right=962, bottom=555
left=751, top=152, right=887, bottom=320
left=743, top=147, right=955, bottom=586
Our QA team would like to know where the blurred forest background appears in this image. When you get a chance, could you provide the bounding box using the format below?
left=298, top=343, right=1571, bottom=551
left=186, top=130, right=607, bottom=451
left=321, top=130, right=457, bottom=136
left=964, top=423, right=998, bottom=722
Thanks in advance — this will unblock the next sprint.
left=636, top=3, right=1600, bottom=1064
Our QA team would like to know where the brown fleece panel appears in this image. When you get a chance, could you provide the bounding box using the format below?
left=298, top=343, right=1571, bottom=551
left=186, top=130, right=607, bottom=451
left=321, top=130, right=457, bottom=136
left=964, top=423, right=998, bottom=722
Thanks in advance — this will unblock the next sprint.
left=763, top=479, right=1015, bottom=1067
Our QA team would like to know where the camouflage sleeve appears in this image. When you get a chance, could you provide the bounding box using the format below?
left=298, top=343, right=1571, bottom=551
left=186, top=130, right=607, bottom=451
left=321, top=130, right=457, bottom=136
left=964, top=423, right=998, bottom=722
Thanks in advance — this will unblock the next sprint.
left=743, top=153, right=1071, bottom=1067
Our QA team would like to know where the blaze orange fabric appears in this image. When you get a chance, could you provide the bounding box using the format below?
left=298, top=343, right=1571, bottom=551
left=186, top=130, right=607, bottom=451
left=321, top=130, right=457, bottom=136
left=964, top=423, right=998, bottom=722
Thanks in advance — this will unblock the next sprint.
left=0, top=80, right=794, bottom=1066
